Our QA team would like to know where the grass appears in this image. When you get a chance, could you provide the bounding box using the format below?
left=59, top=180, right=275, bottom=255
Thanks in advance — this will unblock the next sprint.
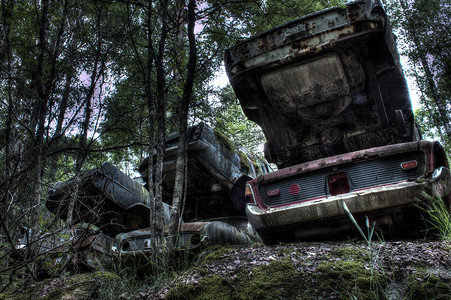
left=342, top=201, right=375, bottom=246
left=418, top=192, right=451, bottom=240
left=97, top=264, right=182, bottom=300
left=342, top=201, right=387, bottom=298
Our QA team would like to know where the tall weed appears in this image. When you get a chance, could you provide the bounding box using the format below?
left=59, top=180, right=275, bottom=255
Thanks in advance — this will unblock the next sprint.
left=419, top=192, right=451, bottom=240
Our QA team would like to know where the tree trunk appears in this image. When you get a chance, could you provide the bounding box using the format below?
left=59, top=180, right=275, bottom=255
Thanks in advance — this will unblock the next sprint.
left=169, top=0, right=197, bottom=259
left=29, top=0, right=50, bottom=255
left=398, top=0, right=451, bottom=139
left=418, top=55, right=451, bottom=138
left=47, top=0, right=75, bottom=183
left=65, top=8, right=102, bottom=231
left=1, top=0, right=17, bottom=233
left=151, top=0, right=169, bottom=272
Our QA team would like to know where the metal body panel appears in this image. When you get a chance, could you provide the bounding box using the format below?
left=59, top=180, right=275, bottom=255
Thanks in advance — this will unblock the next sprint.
left=225, top=0, right=416, bottom=168
left=71, top=233, right=115, bottom=272
left=248, top=181, right=425, bottom=229
left=46, top=162, right=171, bottom=237
left=259, top=150, right=424, bottom=207
left=139, top=123, right=268, bottom=221
left=115, top=218, right=257, bottom=257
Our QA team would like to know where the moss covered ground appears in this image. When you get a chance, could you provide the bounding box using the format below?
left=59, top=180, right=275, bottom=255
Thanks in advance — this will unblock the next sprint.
left=3, top=242, right=451, bottom=299
left=160, top=242, right=451, bottom=300
left=0, top=271, right=119, bottom=300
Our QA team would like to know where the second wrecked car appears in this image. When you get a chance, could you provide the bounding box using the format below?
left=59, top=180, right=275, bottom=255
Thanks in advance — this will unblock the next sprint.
left=44, top=123, right=266, bottom=272
left=115, top=217, right=257, bottom=259
left=139, top=122, right=270, bottom=221
left=46, top=162, right=170, bottom=237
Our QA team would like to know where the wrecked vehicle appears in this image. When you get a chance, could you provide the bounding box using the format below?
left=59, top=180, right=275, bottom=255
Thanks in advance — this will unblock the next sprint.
left=47, top=162, right=171, bottom=237
left=139, top=122, right=270, bottom=221
left=115, top=217, right=258, bottom=259
left=225, top=0, right=451, bottom=242
left=43, top=230, right=116, bottom=273
left=225, top=0, right=418, bottom=168
left=43, top=162, right=170, bottom=274
left=69, top=231, right=116, bottom=272
left=14, top=226, right=115, bottom=277
left=45, top=145, right=264, bottom=271
left=44, top=151, right=262, bottom=271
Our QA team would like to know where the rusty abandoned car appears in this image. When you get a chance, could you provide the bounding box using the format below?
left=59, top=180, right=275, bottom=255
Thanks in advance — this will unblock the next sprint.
left=241, top=141, right=450, bottom=242
left=41, top=123, right=265, bottom=272
left=115, top=218, right=257, bottom=259
left=225, top=0, right=451, bottom=242
left=47, top=162, right=164, bottom=237
left=139, top=122, right=270, bottom=221
left=117, top=122, right=267, bottom=262
left=14, top=226, right=115, bottom=277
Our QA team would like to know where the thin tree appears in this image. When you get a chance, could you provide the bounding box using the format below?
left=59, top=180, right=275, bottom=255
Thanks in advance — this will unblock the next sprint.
left=168, top=0, right=197, bottom=257
left=386, top=0, right=451, bottom=149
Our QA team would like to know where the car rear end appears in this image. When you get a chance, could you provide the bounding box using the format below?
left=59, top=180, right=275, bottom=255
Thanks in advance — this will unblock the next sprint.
left=245, top=141, right=451, bottom=243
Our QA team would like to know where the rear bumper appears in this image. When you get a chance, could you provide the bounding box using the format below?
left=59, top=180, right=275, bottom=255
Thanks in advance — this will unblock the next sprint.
left=247, top=166, right=451, bottom=242
left=247, top=181, right=428, bottom=230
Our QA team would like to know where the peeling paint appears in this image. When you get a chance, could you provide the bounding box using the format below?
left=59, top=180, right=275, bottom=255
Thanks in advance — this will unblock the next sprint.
left=225, top=0, right=416, bottom=169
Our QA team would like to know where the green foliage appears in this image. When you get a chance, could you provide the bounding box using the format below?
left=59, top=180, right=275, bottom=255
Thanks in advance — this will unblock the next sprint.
left=166, top=260, right=302, bottom=300
left=198, top=246, right=234, bottom=265
left=0, top=271, right=118, bottom=300
left=213, top=129, right=236, bottom=153
left=316, top=260, right=385, bottom=299
left=252, top=0, right=346, bottom=34
left=342, top=202, right=376, bottom=247
left=330, top=246, right=371, bottom=263
left=97, top=268, right=154, bottom=300
left=212, top=85, right=266, bottom=154
left=385, top=0, right=451, bottom=155
left=236, top=260, right=301, bottom=300
left=166, top=250, right=387, bottom=300
left=206, top=0, right=346, bottom=39
left=419, top=194, right=451, bottom=241
left=415, top=108, right=451, bottom=161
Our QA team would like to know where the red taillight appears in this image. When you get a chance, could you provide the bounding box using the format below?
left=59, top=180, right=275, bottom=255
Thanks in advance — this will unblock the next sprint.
left=328, top=173, right=350, bottom=196
left=245, top=184, right=256, bottom=204
left=267, top=189, right=280, bottom=197
left=289, top=184, right=300, bottom=196
left=400, top=160, right=417, bottom=170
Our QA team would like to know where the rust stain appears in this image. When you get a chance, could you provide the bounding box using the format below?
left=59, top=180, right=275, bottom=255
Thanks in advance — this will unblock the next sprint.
left=180, top=222, right=206, bottom=232
left=347, top=3, right=362, bottom=23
